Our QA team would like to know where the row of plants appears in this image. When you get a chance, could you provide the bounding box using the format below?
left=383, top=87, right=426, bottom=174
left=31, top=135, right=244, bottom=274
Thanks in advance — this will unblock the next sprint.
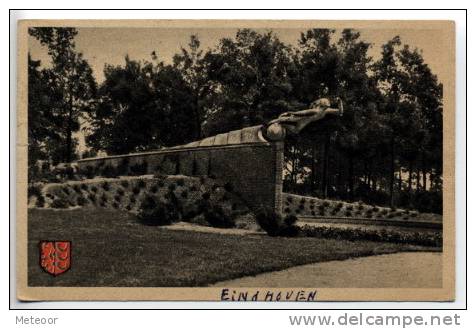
left=282, top=193, right=441, bottom=222
left=254, top=206, right=442, bottom=247
left=36, top=175, right=246, bottom=218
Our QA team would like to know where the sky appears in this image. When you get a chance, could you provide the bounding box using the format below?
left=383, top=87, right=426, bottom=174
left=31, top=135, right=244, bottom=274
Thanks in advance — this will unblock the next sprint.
left=29, top=27, right=448, bottom=84
left=28, top=26, right=449, bottom=155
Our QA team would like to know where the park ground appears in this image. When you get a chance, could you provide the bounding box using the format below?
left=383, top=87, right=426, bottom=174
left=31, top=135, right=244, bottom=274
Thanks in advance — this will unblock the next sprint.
left=28, top=208, right=440, bottom=287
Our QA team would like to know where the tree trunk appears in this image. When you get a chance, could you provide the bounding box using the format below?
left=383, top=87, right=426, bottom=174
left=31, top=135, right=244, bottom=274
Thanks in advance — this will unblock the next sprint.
left=311, top=144, right=317, bottom=193
left=65, top=93, right=74, bottom=163
left=408, top=161, right=413, bottom=192
left=389, top=138, right=395, bottom=207
left=194, top=94, right=202, bottom=140
left=398, top=168, right=403, bottom=191
left=322, top=134, right=330, bottom=198
left=416, top=169, right=421, bottom=191
left=422, top=157, right=427, bottom=191
left=348, top=155, right=354, bottom=201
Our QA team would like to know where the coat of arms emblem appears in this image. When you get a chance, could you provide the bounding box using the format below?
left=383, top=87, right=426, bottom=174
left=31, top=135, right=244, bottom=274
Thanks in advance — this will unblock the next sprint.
left=39, top=241, right=71, bottom=276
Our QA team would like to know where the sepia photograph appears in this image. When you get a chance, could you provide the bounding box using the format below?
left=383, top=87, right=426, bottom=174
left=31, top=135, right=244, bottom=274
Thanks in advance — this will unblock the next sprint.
left=15, top=19, right=455, bottom=301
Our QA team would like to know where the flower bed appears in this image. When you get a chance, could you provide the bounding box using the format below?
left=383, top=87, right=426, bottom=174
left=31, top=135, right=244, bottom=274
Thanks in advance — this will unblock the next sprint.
left=34, top=175, right=249, bottom=219
left=282, top=193, right=441, bottom=222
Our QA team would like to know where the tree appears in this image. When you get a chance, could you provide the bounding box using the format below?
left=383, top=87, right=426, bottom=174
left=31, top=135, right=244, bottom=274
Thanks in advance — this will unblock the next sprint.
left=29, top=27, right=97, bottom=163
left=86, top=56, right=197, bottom=154
left=373, top=36, right=443, bottom=208
left=201, top=29, right=298, bottom=136
left=173, top=35, right=209, bottom=139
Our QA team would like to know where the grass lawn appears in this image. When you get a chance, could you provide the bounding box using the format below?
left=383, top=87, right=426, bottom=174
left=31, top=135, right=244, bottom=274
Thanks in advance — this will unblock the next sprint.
left=28, top=208, right=439, bottom=287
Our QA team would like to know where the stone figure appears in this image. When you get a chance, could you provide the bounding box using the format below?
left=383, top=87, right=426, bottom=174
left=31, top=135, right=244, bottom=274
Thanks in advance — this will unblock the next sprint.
left=263, top=97, right=344, bottom=141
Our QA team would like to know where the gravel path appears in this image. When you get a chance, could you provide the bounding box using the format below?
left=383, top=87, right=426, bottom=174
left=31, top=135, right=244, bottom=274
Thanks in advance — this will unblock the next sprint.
left=212, top=252, right=442, bottom=288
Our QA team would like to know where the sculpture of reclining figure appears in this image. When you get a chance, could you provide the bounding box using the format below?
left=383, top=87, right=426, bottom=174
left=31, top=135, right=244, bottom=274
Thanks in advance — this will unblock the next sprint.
left=263, top=97, right=344, bottom=141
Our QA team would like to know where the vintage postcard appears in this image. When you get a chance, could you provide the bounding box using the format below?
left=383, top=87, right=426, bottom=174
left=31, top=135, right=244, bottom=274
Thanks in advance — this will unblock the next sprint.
left=16, top=19, right=455, bottom=302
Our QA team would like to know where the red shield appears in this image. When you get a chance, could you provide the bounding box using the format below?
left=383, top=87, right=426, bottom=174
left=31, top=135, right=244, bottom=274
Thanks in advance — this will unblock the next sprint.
left=39, top=241, right=71, bottom=276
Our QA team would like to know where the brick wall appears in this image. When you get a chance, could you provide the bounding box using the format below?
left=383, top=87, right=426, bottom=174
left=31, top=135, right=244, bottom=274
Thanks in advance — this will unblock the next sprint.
left=77, top=142, right=284, bottom=212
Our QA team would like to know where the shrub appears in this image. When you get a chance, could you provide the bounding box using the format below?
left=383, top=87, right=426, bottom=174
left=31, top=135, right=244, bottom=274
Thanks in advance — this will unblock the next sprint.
left=202, top=192, right=211, bottom=200
left=309, top=205, right=315, bottom=210
left=117, top=158, right=130, bottom=175
left=77, top=196, right=87, bottom=206
left=311, top=210, right=316, bottom=216
left=81, top=183, right=88, bottom=191
left=287, top=196, right=293, bottom=203
left=137, top=180, right=146, bottom=189
left=51, top=198, right=68, bottom=209
left=88, top=194, right=96, bottom=203
left=255, top=207, right=282, bottom=236
left=153, top=172, right=167, bottom=180
left=101, top=194, right=108, bottom=203
left=62, top=186, right=70, bottom=195
left=346, top=205, right=353, bottom=211
left=73, top=185, right=81, bottom=193
left=323, top=201, right=330, bottom=207
left=35, top=195, right=45, bottom=208
left=117, top=188, right=125, bottom=196
left=101, top=182, right=110, bottom=191
left=121, top=180, right=129, bottom=188
left=168, top=183, right=176, bottom=191
left=177, top=178, right=185, bottom=187
left=220, top=194, right=230, bottom=202
left=132, top=186, right=141, bottom=195
left=28, top=184, right=42, bottom=198
left=130, top=161, right=148, bottom=175
left=114, top=195, right=121, bottom=202
left=130, top=195, right=136, bottom=203
left=284, top=214, right=297, bottom=226
left=157, top=180, right=165, bottom=188
left=223, top=182, right=234, bottom=192
left=345, top=211, right=352, bottom=217
left=150, top=185, right=158, bottom=193
left=299, top=204, right=305, bottom=210
left=112, top=202, right=119, bottom=209
left=83, top=166, right=95, bottom=179
left=300, top=225, right=442, bottom=247
left=190, top=185, right=198, bottom=192
left=101, top=165, right=118, bottom=178
left=181, top=190, right=189, bottom=199
left=284, top=207, right=291, bottom=213
left=255, top=207, right=299, bottom=237
left=91, top=186, right=98, bottom=193
left=203, top=205, right=235, bottom=228
left=125, top=205, right=132, bottom=211
left=137, top=196, right=179, bottom=226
